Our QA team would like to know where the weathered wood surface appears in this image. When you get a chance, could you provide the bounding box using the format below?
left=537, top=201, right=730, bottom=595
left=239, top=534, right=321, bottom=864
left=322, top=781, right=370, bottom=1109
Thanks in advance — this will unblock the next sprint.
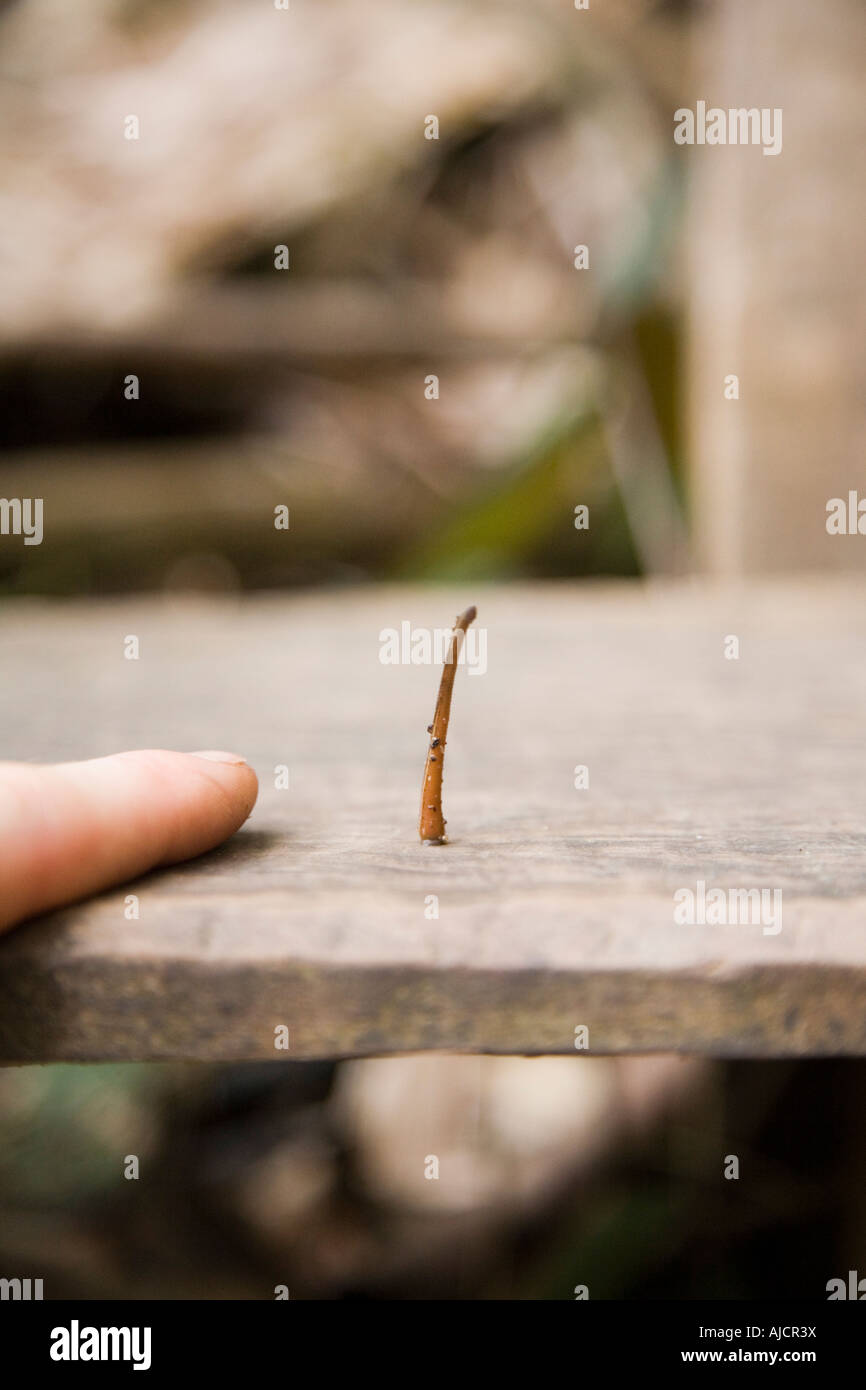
left=1, top=579, right=865, bottom=1061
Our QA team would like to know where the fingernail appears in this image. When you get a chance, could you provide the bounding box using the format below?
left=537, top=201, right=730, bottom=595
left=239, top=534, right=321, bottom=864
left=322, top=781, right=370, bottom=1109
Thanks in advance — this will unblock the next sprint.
left=188, top=750, right=248, bottom=765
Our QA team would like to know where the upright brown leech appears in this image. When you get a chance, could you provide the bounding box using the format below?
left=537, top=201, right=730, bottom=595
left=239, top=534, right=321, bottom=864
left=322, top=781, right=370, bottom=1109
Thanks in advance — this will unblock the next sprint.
left=419, top=605, right=477, bottom=843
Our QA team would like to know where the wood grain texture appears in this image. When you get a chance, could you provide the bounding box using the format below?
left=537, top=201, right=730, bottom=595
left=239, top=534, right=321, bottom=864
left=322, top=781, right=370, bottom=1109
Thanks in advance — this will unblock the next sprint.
left=0, top=579, right=865, bottom=1060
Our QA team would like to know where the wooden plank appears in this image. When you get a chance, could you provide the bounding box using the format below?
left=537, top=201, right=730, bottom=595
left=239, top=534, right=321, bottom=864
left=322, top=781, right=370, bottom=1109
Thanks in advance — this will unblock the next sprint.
left=0, top=580, right=865, bottom=1061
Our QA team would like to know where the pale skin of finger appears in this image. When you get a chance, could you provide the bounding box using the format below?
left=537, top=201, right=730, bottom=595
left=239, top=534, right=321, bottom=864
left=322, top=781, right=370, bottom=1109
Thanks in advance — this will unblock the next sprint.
left=0, top=750, right=258, bottom=933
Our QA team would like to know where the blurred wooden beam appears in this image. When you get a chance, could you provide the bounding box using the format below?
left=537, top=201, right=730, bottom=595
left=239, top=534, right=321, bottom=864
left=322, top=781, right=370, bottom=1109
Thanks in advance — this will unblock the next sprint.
left=0, top=281, right=594, bottom=366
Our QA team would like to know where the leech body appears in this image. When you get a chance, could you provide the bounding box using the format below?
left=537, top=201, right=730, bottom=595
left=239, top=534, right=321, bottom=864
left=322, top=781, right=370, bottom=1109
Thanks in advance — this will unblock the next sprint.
left=419, top=605, right=477, bottom=843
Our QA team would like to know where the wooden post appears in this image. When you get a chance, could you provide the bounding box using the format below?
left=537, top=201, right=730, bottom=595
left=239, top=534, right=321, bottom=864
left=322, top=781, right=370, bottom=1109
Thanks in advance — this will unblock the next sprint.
left=689, top=0, right=866, bottom=573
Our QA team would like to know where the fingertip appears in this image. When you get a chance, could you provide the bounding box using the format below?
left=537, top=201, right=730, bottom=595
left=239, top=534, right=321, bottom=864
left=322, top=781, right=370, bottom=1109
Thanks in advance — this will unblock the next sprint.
left=182, top=749, right=259, bottom=825
left=0, top=749, right=261, bottom=930
left=134, top=750, right=259, bottom=847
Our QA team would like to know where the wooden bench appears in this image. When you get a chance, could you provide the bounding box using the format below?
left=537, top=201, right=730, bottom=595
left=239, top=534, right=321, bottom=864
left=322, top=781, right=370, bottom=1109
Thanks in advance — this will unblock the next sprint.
left=1, top=578, right=864, bottom=1061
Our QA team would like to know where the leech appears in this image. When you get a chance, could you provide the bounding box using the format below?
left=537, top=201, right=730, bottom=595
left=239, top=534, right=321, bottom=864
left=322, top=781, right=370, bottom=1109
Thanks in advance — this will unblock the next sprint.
left=419, top=604, right=477, bottom=844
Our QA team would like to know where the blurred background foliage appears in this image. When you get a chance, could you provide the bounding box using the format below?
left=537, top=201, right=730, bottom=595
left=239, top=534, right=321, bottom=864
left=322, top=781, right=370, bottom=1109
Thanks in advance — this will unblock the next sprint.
left=2, top=1057, right=864, bottom=1299
left=0, top=0, right=688, bottom=596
